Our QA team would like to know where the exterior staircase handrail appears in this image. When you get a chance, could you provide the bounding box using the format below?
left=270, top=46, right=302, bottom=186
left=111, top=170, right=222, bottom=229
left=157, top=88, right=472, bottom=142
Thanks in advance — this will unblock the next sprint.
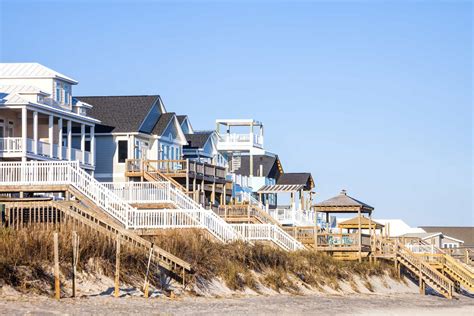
left=396, top=243, right=454, bottom=297
left=0, top=161, right=135, bottom=228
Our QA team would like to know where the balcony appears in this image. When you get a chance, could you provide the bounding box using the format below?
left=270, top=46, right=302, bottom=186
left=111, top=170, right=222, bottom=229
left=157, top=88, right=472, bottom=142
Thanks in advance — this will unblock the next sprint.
left=217, top=133, right=264, bottom=152
left=0, top=137, right=93, bottom=166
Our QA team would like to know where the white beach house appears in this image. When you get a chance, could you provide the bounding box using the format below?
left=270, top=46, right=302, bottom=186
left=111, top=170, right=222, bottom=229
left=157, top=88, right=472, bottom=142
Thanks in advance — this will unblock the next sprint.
left=0, top=63, right=98, bottom=170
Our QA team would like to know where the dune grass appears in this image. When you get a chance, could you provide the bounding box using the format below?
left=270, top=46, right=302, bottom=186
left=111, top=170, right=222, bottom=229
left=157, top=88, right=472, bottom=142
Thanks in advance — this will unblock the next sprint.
left=0, top=226, right=397, bottom=295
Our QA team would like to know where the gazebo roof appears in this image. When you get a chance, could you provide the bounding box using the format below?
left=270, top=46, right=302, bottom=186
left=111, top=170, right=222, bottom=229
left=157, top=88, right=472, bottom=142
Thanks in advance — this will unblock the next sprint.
left=338, top=216, right=384, bottom=230
left=313, top=190, right=374, bottom=214
left=258, top=184, right=306, bottom=193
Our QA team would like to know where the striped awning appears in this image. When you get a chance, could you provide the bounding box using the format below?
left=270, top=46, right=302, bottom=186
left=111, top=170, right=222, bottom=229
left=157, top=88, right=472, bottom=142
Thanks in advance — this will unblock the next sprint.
left=257, top=184, right=305, bottom=193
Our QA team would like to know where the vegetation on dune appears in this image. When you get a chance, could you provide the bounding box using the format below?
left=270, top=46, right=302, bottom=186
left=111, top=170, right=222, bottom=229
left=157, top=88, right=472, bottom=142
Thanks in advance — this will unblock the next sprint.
left=148, top=229, right=397, bottom=293
left=0, top=226, right=398, bottom=295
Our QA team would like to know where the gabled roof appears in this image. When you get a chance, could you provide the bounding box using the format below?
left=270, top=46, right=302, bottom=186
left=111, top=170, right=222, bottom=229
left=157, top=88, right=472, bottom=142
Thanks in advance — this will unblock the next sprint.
left=314, top=190, right=374, bottom=213
left=277, top=173, right=314, bottom=190
left=176, top=115, right=187, bottom=125
left=338, top=216, right=384, bottom=230
left=152, top=112, right=176, bottom=136
left=420, top=226, right=473, bottom=247
left=0, top=63, right=78, bottom=84
left=184, top=131, right=213, bottom=148
left=76, top=95, right=163, bottom=133
left=232, top=154, right=283, bottom=179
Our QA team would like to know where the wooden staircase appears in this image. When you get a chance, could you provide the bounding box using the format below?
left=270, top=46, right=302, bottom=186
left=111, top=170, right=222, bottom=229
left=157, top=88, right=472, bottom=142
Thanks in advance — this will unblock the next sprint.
left=217, top=204, right=281, bottom=226
left=2, top=197, right=192, bottom=281
left=442, top=254, right=474, bottom=293
left=126, top=159, right=187, bottom=192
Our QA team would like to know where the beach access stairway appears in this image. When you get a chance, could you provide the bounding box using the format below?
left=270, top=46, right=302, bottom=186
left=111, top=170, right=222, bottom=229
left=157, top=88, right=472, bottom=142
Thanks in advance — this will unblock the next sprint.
left=373, top=236, right=454, bottom=299
left=105, top=181, right=304, bottom=251
left=405, top=243, right=474, bottom=294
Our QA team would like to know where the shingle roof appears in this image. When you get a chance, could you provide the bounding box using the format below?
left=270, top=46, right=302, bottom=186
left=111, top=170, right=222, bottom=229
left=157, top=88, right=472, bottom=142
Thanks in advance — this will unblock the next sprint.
left=232, top=155, right=283, bottom=178
left=316, top=190, right=374, bottom=210
left=76, top=95, right=161, bottom=133
left=0, top=63, right=78, bottom=84
left=277, top=173, right=314, bottom=190
left=176, top=115, right=187, bottom=125
left=184, top=131, right=212, bottom=148
left=152, top=112, right=176, bottom=136
left=420, top=226, right=474, bottom=247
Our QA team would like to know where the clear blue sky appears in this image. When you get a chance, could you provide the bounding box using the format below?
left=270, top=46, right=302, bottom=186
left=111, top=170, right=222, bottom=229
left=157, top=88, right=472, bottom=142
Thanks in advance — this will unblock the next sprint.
left=1, top=1, right=472, bottom=226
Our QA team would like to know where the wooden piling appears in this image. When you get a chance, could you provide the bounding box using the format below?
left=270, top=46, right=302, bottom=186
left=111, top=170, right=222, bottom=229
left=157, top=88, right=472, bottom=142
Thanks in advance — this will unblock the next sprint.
left=143, top=245, right=153, bottom=298
left=53, top=232, right=60, bottom=300
left=72, top=231, right=79, bottom=298
left=114, top=236, right=121, bottom=298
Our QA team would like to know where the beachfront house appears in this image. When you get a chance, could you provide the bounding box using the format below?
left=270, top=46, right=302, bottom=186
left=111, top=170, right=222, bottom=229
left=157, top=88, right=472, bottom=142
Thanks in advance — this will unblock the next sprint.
left=0, top=63, right=98, bottom=170
left=75, top=95, right=187, bottom=182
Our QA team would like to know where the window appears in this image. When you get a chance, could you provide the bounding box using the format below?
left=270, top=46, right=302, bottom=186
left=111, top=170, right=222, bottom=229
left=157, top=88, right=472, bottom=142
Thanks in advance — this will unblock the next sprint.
left=55, top=83, right=62, bottom=103
left=85, top=140, right=91, bottom=152
left=0, top=119, right=4, bottom=138
left=7, top=121, right=13, bottom=137
left=64, top=85, right=71, bottom=105
left=118, top=140, right=128, bottom=163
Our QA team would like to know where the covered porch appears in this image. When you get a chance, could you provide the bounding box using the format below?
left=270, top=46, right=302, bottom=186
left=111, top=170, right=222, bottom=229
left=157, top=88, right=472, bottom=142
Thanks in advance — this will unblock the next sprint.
left=0, top=106, right=96, bottom=169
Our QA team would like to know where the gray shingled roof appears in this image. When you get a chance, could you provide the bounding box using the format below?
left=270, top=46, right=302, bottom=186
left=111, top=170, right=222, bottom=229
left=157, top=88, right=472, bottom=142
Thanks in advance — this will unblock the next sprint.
left=151, top=112, right=176, bottom=136
left=277, top=173, right=314, bottom=190
left=176, top=115, right=187, bottom=125
left=233, top=155, right=283, bottom=178
left=76, top=95, right=161, bottom=133
left=420, top=226, right=474, bottom=247
left=316, top=190, right=374, bottom=209
left=184, top=131, right=212, bottom=148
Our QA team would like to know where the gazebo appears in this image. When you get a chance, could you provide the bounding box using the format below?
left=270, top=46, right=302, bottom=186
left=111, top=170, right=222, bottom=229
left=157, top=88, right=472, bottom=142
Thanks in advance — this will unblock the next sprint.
left=313, top=190, right=375, bottom=261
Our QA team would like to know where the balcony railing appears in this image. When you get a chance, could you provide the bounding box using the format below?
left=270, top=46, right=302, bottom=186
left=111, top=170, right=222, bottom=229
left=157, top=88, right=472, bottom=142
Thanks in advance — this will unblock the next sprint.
left=146, top=159, right=227, bottom=180
left=0, top=137, right=92, bottom=166
left=218, top=133, right=264, bottom=148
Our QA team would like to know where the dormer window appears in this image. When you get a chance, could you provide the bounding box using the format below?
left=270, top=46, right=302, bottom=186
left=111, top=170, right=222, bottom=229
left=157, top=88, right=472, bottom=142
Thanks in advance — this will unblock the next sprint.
left=54, top=81, right=71, bottom=105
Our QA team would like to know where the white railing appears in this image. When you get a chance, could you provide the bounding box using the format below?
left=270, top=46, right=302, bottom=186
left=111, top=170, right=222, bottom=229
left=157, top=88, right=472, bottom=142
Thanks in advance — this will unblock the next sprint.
left=167, top=184, right=241, bottom=242
left=231, top=224, right=304, bottom=251
left=0, top=161, right=134, bottom=227
left=102, top=181, right=170, bottom=204
left=0, top=137, right=92, bottom=166
left=268, top=207, right=315, bottom=226
left=0, top=137, right=22, bottom=153
left=37, top=140, right=50, bottom=156
left=406, top=244, right=438, bottom=254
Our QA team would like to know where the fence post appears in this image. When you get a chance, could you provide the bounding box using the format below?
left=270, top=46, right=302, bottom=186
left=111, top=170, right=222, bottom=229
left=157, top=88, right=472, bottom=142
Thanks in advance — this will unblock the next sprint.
left=143, top=245, right=153, bottom=298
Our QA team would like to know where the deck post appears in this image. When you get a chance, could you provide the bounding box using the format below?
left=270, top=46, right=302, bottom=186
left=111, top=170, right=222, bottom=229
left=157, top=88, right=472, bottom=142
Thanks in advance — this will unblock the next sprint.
left=314, top=210, right=318, bottom=251
left=143, top=245, right=153, bottom=298
left=358, top=209, right=362, bottom=262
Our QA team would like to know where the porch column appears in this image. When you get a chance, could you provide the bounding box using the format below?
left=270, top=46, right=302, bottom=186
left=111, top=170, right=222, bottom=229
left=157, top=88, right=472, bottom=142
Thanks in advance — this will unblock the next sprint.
left=48, top=115, right=54, bottom=157
left=33, top=111, right=38, bottom=155
left=90, top=125, right=95, bottom=166
left=57, top=118, right=63, bottom=160
left=67, top=120, right=72, bottom=160
left=80, top=124, right=85, bottom=164
left=21, top=107, right=27, bottom=161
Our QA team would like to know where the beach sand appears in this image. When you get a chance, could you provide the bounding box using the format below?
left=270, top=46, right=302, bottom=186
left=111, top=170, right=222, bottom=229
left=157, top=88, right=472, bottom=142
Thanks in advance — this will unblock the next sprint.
left=0, top=293, right=473, bottom=315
